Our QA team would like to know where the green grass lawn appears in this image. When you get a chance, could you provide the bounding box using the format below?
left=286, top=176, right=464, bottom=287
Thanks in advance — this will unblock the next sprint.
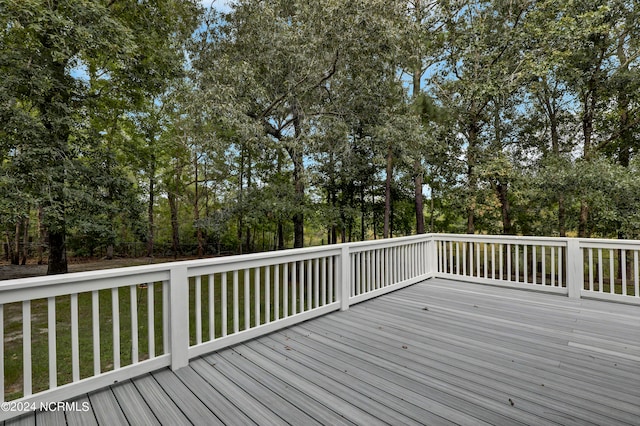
left=3, top=264, right=334, bottom=400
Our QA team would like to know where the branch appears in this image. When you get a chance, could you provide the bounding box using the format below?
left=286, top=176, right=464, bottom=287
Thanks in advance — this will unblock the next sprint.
left=489, top=5, right=528, bottom=68
left=260, top=50, right=339, bottom=119
left=595, top=112, right=640, bottom=152
left=263, top=118, right=283, bottom=140
left=315, top=50, right=339, bottom=88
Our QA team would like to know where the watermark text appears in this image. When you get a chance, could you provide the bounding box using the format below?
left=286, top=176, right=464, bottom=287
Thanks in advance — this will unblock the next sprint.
left=1, top=401, right=90, bottom=413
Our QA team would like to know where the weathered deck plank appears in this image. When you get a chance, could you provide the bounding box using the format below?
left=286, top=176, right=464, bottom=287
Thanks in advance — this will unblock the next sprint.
left=172, top=366, right=255, bottom=426
left=63, top=396, right=96, bottom=426
left=131, top=374, right=191, bottom=425
left=308, top=302, right=635, bottom=424
left=247, top=338, right=441, bottom=425
left=4, top=278, right=639, bottom=426
left=110, top=380, right=160, bottom=425
left=202, top=352, right=321, bottom=425
left=189, top=357, right=285, bottom=425
left=87, top=389, right=127, bottom=425
left=215, top=348, right=355, bottom=426
left=151, top=369, right=223, bottom=425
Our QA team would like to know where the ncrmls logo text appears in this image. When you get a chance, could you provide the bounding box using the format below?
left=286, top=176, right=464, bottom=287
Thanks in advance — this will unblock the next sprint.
left=40, top=402, right=90, bottom=412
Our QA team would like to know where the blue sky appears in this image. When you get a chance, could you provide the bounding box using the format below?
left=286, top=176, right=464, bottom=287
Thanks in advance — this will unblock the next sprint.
left=201, top=0, right=232, bottom=13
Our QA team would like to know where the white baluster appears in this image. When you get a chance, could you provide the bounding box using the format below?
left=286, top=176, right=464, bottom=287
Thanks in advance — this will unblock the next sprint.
left=23, top=300, right=32, bottom=395
left=92, top=291, right=100, bottom=375
left=49, top=297, right=58, bottom=387
left=209, top=274, right=215, bottom=340
left=195, top=276, right=202, bottom=345
left=130, top=286, right=138, bottom=363
left=221, top=273, right=228, bottom=336
left=148, top=283, right=155, bottom=357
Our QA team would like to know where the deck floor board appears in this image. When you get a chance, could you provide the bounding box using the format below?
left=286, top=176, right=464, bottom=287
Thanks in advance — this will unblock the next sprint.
left=63, top=396, right=96, bottom=426
left=217, top=347, right=355, bottom=426
left=151, top=369, right=224, bottom=425
left=172, top=366, right=255, bottom=426
left=131, top=374, right=191, bottom=425
left=88, top=389, right=127, bottom=426
left=110, top=380, right=161, bottom=426
left=4, top=278, right=639, bottom=426
left=253, top=336, right=452, bottom=425
left=360, top=297, right=640, bottom=377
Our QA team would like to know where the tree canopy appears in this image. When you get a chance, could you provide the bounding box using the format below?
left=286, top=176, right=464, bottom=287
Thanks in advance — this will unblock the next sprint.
left=1, top=0, right=639, bottom=274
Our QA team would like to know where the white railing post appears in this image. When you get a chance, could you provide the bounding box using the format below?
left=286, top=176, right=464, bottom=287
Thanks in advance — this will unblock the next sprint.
left=429, top=236, right=438, bottom=276
left=340, top=245, right=350, bottom=311
left=170, top=265, right=190, bottom=370
left=566, top=239, right=583, bottom=299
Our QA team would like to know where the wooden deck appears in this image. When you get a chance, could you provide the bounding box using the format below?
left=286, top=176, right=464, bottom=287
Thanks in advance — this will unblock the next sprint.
left=5, top=278, right=640, bottom=425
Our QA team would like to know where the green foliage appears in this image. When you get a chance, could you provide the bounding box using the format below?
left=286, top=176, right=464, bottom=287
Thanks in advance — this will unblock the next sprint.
left=0, top=0, right=201, bottom=268
left=2, top=0, right=640, bottom=269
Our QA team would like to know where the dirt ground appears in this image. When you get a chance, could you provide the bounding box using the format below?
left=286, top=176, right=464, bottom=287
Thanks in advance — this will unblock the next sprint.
left=0, top=256, right=207, bottom=281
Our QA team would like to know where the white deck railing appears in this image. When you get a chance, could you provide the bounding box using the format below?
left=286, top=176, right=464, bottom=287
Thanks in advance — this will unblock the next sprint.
left=432, top=234, right=640, bottom=304
left=1, top=233, right=639, bottom=420
left=434, top=234, right=569, bottom=295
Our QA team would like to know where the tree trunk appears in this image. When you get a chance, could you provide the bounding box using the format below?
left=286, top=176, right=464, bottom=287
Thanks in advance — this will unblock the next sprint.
left=466, top=178, right=476, bottom=234
left=292, top=206, right=304, bottom=248
left=466, top=122, right=479, bottom=234
left=540, top=78, right=565, bottom=237
left=41, top=25, right=70, bottom=275
left=238, top=143, right=244, bottom=254
left=582, top=89, right=595, bottom=159
left=558, top=195, right=566, bottom=237
left=383, top=145, right=393, bottom=238
left=412, top=68, right=425, bottom=235
left=12, top=221, right=20, bottom=265
left=168, top=190, right=181, bottom=259
left=550, top=115, right=559, bottom=154
left=277, top=222, right=285, bottom=250
left=360, top=185, right=365, bottom=241
left=246, top=147, right=253, bottom=252
left=414, top=159, right=425, bottom=234
left=37, top=206, right=45, bottom=265
left=390, top=190, right=394, bottom=238
left=617, top=91, right=631, bottom=167
left=147, top=170, right=156, bottom=257
left=21, top=217, right=29, bottom=265
left=578, top=81, right=598, bottom=237
left=291, top=148, right=305, bottom=249
left=290, top=145, right=305, bottom=248
left=578, top=200, right=589, bottom=238
left=4, top=235, right=10, bottom=261
left=45, top=93, right=70, bottom=275
left=430, top=192, right=435, bottom=232
left=497, top=182, right=512, bottom=235
left=47, top=230, right=67, bottom=274
left=194, top=154, right=204, bottom=257
left=372, top=184, right=377, bottom=240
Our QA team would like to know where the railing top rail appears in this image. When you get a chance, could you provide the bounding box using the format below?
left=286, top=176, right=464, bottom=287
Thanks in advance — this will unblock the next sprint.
left=432, top=233, right=568, bottom=245
left=6, top=232, right=640, bottom=293
left=347, top=234, right=432, bottom=253
left=433, top=233, right=640, bottom=249
left=578, top=238, right=640, bottom=249
left=0, top=262, right=174, bottom=293
left=0, top=234, right=431, bottom=292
